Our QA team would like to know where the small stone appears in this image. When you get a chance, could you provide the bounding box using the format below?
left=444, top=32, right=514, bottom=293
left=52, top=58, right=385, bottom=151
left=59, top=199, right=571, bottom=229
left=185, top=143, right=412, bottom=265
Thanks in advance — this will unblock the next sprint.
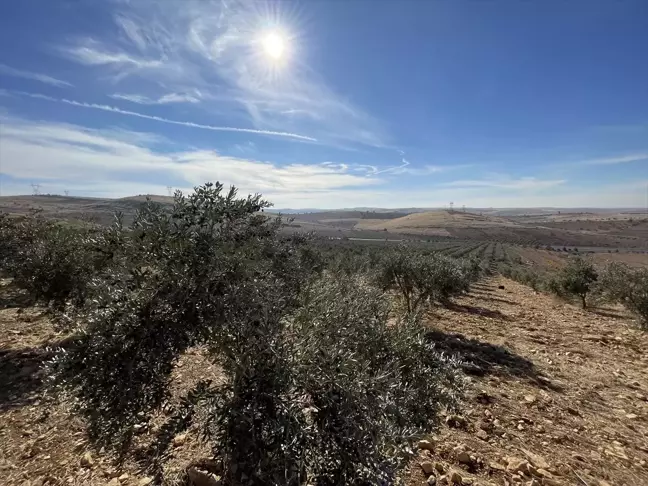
left=418, top=439, right=435, bottom=451
left=506, top=458, right=530, bottom=475
left=457, top=451, right=474, bottom=466
left=524, top=395, right=537, bottom=404
left=421, top=461, right=435, bottom=475
left=434, top=462, right=445, bottom=473
left=80, top=452, right=94, bottom=468
left=187, top=468, right=220, bottom=486
left=108, top=479, right=120, bottom=486
left=446, top=415, right=467, bottom=429
left=534, top=468, right=554, bottom=479
left=476, top=429, right=489, bottom=441
left=571, top=453, right=586, bottom=462
left=462, top=478, right=474, bottom=485
left=118, top=473, right=129, bottom=482
left=427, top=475, right=437, bottom=486
left=517, top=424, right=525, bottom=431
left=521, top=449, right=550, bottom=470
left=173, top=433, right=188, bottom=447
left=489, top=462, right=506, bottom=472
left=449, top=469, right=463, bottom=484
left=625, top=413, right=638, bottom=419
left=138, top=478, right=154, bottom=486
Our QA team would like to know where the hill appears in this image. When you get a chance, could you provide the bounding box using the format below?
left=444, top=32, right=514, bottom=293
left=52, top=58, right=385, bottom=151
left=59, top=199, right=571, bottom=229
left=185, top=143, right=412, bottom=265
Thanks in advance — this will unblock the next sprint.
left=355, top=210, right=514, bottom=236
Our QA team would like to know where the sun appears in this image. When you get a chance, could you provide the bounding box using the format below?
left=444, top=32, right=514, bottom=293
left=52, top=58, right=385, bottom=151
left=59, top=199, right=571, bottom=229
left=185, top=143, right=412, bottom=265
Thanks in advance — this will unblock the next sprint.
left=261, top=31, right=287, bottom=60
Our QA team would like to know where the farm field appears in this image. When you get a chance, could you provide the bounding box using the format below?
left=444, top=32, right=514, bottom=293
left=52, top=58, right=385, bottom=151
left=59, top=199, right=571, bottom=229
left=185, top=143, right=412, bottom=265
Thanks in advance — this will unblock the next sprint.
left=2, top=276, right=647, bottom=486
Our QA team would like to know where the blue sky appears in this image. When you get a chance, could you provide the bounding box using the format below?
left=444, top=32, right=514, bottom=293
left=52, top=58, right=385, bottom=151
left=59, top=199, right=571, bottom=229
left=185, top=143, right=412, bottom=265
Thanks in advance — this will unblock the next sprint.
left=0, top=0, right=647, bottom=208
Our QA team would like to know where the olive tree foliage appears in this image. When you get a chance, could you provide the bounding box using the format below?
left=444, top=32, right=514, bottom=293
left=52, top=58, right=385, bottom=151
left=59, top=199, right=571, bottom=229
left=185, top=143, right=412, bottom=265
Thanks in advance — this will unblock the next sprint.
left=0, top=213, right=100, bottom=309
left=378, top=247, right=478, bottom=312
left=547, top=257, right=598, bottom=308
left=598, top=262, right=648, bottom=329
left=49, top=183, right=462, bottom=485
left=50, top=183, right=313, bottom=449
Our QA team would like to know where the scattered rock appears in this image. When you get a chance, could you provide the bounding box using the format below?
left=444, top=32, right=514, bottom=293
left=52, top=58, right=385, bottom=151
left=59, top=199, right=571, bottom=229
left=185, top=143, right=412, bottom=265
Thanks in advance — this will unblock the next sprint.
left=625, top=413, right=638, bottom=420
left=571, top=452, right=586, bottom=462
left=421, top=461, right=435, bottom=475
left=446, top=415, right=467, bottom=429
left=118, top=473, right=129, bottom=482
left=434, top=462, right=445, bottom=474
left=457, top=451, right=474, bottom=466
left=448, top=469, right=463, bottom=484
left=80, top=452, right=94, bottom=468
left=187, top=467, right=221, bottom=486
left=498, top=285, right=505, bottom=290
left=138, top=478, right=154, bottom=486
left=521, top=449, right=550, bottom=470
left=427, top=475, right=437, bottom=486
left=173, top=433, right=188, bottom=447
left=108, top=479, right=120, bottom=486
left=489, top=462, right=506, bottom=472
left=418, top=439, right=435, bottom=451
left=476, top=429, right=489, bottom=441
left=506, top=458, right=530, bottom=475
left=524, top=395, right=537, bottom=404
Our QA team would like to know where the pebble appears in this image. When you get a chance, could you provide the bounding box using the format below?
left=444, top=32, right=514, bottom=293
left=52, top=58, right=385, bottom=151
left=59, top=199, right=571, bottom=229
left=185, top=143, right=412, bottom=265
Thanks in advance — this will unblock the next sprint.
left=80, top=452, right=94, bottom=468
left=421, top=461, right=435, bottom=475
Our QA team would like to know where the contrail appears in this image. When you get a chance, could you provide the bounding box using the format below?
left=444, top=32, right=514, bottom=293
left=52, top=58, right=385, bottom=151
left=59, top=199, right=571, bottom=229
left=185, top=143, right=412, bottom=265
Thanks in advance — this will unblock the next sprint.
left=11, top=90, right=317, bottom=142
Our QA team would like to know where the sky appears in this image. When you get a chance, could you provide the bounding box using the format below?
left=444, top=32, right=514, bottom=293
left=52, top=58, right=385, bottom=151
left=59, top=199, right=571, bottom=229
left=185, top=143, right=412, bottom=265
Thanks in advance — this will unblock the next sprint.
left=0, top=0, right=647, bottom=209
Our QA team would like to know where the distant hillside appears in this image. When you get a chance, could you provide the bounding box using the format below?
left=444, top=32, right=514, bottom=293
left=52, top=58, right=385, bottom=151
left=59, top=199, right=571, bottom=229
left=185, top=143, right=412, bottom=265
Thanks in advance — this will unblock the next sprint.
left=0, top=195, right=170, bottom=225
left=355, top=210, right=514, bottom=236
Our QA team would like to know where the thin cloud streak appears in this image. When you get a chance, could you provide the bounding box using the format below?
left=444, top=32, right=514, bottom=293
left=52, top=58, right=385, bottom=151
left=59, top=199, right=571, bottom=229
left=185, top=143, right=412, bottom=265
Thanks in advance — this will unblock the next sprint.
left=0, top=63, right=73, bottom=88
left=580, top=153, right=648, bottom=165
left=110, top=92, right=201, bottom=104
left=11, top=90, right=317, bottom=141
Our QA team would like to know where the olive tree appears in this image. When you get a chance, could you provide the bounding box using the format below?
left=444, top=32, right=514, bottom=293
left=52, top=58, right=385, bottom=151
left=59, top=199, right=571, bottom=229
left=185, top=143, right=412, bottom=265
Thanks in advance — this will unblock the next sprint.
left=378, top=247, right=477, bottom=312
left=548, top=257, right=598, bottom=308
left=598, top=262, right=648, bottom=329
left=50, top=183, right=462, bottom=485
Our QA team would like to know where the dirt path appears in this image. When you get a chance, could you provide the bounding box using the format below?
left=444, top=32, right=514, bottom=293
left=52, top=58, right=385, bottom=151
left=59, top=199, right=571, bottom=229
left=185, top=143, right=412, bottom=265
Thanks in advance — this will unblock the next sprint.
left=408, top=276, right=648, bottom=486
left=1, top=277, right=647, bottom=485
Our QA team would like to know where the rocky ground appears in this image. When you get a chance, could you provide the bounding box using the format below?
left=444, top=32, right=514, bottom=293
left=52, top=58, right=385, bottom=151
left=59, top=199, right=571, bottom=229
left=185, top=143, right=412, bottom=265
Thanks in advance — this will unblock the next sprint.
left=1, top=277, right=647, bottom=486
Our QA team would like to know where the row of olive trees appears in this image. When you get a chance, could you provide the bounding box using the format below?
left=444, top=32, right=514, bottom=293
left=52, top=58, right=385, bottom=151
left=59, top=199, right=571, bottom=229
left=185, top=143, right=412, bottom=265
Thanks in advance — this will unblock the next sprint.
left=376, top=247, right=482, bottom=313
left=0, top=184, right=463, bottom=485
left=500, top=254, right=647, bottom=328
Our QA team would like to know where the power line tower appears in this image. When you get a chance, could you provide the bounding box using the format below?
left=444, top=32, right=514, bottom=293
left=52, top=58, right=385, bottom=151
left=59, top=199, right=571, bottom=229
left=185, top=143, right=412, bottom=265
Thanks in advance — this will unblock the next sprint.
left=167, top=186, right=173, bottom=197
left=31, top=183, right=41, bottom=195
left=462, top=205, right=466, bottom=213
left=64, top=190, right=69, bottom=197
left=449, top=202, right=454, bottom=213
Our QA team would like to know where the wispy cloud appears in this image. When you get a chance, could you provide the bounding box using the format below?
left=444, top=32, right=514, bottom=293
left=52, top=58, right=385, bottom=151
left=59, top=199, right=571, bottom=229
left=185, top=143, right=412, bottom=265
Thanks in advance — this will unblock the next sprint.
left=0, top=63, right=72, bottom=88
left=354, top=158, right=474, bottom=176
left=56, top=0, right=387, bottom=148
left=61, top=42, right=163, bottom=69
left=110, top=92, right=201, bottom=104
left=0, top=117, right=376, bottom=199
left=11, top=90, right=316, bottom=141
left=579, top=153, right=648, bottom=165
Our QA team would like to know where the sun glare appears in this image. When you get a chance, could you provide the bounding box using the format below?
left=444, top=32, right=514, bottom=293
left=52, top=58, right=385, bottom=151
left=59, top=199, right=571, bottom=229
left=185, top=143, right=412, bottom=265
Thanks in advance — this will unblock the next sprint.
left=261, top=31, right=287, bottom=60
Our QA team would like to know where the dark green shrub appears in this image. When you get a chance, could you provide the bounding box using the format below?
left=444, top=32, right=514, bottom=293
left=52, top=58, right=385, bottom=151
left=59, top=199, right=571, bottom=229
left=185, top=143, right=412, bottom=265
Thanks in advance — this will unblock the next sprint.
left=549, top=257, right=598, bottom=308
left=598, top=262, right=648, bottom=329
left=49, top=184, right=462, bottom=485
left=0, top=214, right=99, bottom=309
left=378, top=247, right=477, bottom=312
